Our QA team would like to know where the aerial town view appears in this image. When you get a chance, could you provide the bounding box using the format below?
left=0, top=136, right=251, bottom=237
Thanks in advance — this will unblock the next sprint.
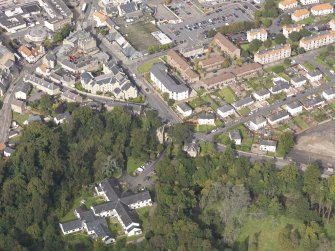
left=0, top=0, right=335, bottom=250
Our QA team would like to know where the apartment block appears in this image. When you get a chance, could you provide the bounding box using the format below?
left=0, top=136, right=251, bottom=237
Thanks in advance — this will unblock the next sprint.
left=283, top=24, right=303, bottom=38
left=291, top=9, right=310, bottom=22
left=254, top=44, right=291, bottom=64
left=279, top=0, right=298, bottom=10
left=299, top=31, right=335, bottom=51
left=247, top=28, right=268, bottom=42
left=311, top=3, right=333, bottom=16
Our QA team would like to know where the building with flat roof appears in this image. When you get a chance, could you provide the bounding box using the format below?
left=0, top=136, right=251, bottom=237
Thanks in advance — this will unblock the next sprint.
left=150, top=63, right=189, bottom=101
left=213, top=33, right=240, bottom=58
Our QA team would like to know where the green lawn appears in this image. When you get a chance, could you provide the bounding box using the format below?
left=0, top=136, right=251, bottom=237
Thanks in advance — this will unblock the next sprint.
left=216, top=87, right=237, bottom=104
left=12, top=112, right=29, bottom=126
left=127, top=157, right=144, bottom=176
left=293, top=115, right=308, bottom=130
left=278, top=72, right=290, bottom=81
left=188, top=97, right=208, bottom=109
left=236, top=125, right=254, bottom=152
left=238, top=107, right=251, bottom=117
left=236, top=215, right=306, bottom=251
left=137, top=57, right=162, bottom=73
left=194, top=124, right=216, bottom=133
left=202, top=95, right=220, bottom=110
left=265, top=64, right=285, bottom=74
left=312, top=110, right=329, bottom=122
left=302, top=61, right=315, bottom=71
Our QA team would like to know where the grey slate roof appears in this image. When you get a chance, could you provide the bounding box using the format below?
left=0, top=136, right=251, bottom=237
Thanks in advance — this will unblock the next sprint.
left=233, top=96, right=254, bottom=108
left=250, top=116, right=266, bottom=125
left=307, top=70, right=322, bottom=77
left=119, top=2, right=138, bottom=14
left=115, top=202, right=138, bottom=228
left=198, top=113, right=215, bottom=120
left=151, top=63, right=188, bottom=93
left=324, top=88, right=335, bottom=95
left=291, top=75, right=307, bottom=83
left=16, top=83, right=31, bottom=95
left=268, top=111, right=289, bottom=122
left=287, top=101, right=302, bottom=109
left=60, top=219, right=83, bottom=232
left=218, top=104, right=234, bottom=113
left=121, top=191, right=151, bottom=206
left=254, top=89, right=270, bottom=97
left=100, top=179, right=122, bottom=201
left=260, top=139, right=277, bottom=147
left=177, top=102, right=192, bottom=112
left=229, top=130, right=241, bottom=140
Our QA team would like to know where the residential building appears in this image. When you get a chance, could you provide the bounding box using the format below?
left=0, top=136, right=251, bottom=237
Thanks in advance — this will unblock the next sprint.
left=179, top=43, right=207, bottom=58
left=291, top=8, right=310, bottom=21
left=23, top=74, right=60, bottom=95
left=93, top=11, right=108, bottom=27
left=176, top=102, right=192, bottom=117
left=18, top=45, right=45, bottom=64
left=260, top=140, right=277, bottom=152
left=60, top=179, right=152, bottom=242
left=231, top=63, right=263, bottom=80
left=11, top=98, right=25, bottom=114
left=217, top=104, right=235, bottom=118
left=323, top=88, right=335, bottom=100
left=254, top=44, right=291, bottom=65
left=61, top=90, right=83, bottom=103
left=267, top=111, right=290, bottom=125
left=278, top=0, right=298, bottom=10
left=198, top=55, right=225, bottom=71
left=81, top=71, right=138, bottom=100
left=301, top=96, right=325, bottom=110
left=36, top=63, right=50, bottom=76
left=249, top=116, right=267, bottom=131
left=253, top=89, right=271, bottom=101
left=202, top=72, right=236, bottom=90
left=213, top=33, right=241, bottom=58
left=23, top=115, right=42, bottom=125
left=233, top=96, right=254, bottom=110
left=330, top=19, right=335, bottom=31
left=229, top=130, right=241, bottom=145
left=39, top=0, right=73, bottom=32
left=0, top=14, right=27, bottom=33
left=4, top=146, right=14, bottom=157
left=300, top=31, right=335, bottom=51
left=0, top=44, right=14, bottom=71
left=166, top=50, right=199, bottom=83
left=150, top=63, right=189, bottom=101
left=269, top=81, right=290, bottom=94
left=286, top=101, right=303, bottom=116
left=118, top=2, right=141, bottom=17
left=15, top=83, right=31, bottom=100
left=54, top=111, right=71, bottom=125
left=311, top=3, right=333, bottom=16
left=300, top=0, right=319, bottom=5
left=283, top=24, right=303, bottom=38
left=198, top=113, right=215, bottom=125
left=183, top=140, right=199, bottom=157
left=291, top=75, right=307, bottom=87
left=306, top=70, right=322, bottom=82
left=247, top=28, right=267, bottom=42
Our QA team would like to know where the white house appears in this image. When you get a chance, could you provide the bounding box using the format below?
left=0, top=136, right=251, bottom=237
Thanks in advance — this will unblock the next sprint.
left=93, top=11, right=107, bottom=27
left=291, top=76, right=307, bottom=88
left=4, top=147, right=14, bottom=157
left=15, top=83, right=31, bottom=100
left=279, top=0, right=298, bottom=10
left=233, top=96, right=254, bottom=110
left=150, top=63, right=189, bottom=101
left=300, top=0, right=318, bottom=5
left=249, top=116, right=267, bottom=131
left=252, top=89, right=271, bottom=101
left=247, top=28, right=268, bottom=42
left=217, top=104, right=235, bottom=118
left=306, top=70, right=322, bottom=82
left=198, top=113, right=215, bottom=125
left=176, top=103, right=192, bottom=117
left=54, top=111, right=71, bottom=125
left=229, top=130, right=241, bottom=145
left=260, top=140, right=277, bottom=152
left=323, top=88, right=335, bottom=100
left=330, top=19, right=335, bottom=31
left=286, top=101, right=303, bottom=116
left=311, top=3, right=333, bottom=16
left=267, top=111, right=290, bottom=125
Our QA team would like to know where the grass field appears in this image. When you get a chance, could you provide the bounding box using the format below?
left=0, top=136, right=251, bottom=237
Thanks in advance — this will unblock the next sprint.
left=137, top=57, right=162, bottom=73
left=236, top=125, right=254, bottom=151
left=236, top=215, right=308, bottom=251
left=238, top=107, right=251, bottom=117
left=188, top=97, right=208, bottom=109
left=127, top=157, right=144, bottom=176
left=12, top=112, right=29, bottom=126
left=116, top=15, right=159, bottom=51
left=293, top=115, right=308, bottom=130
left=216, top=87, right=237, bottom=104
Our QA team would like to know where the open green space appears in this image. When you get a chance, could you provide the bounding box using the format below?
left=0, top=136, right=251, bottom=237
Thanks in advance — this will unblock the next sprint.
left=127, top=157, right=144, bottom=176
left=12, top=112, right=29, bottom=126
left=137, top=206, right=151, bottom=231
left=236, top=216, right=305, bottom=251
left=236, top=125, right=254, bottom=152
left=115, top=15, right=159, bottom=51
left=302, top=61, right=315, bottom=72
left=188, top=97, right=208, bottom=109
left=312, top=109, right=329, bottom=123
left=216, top=87, right=237, bottom=104
left=265, top=64, right=285, bottom=74
left=137, top=57, right=162, bottom=73
left=201, top=95, right=220, bottom=110
left=245, top=76, right=273, bottom=91
left=293, top=115, right=309, bottom=130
